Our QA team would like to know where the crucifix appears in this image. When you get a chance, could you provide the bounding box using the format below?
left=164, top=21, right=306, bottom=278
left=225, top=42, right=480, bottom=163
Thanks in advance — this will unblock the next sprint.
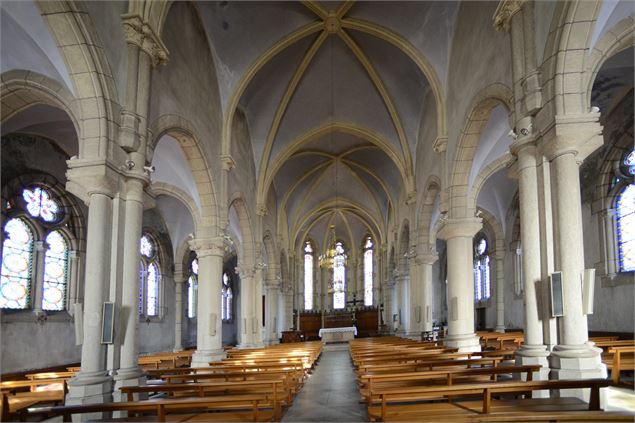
left=346, top=293, right=363, bottom=326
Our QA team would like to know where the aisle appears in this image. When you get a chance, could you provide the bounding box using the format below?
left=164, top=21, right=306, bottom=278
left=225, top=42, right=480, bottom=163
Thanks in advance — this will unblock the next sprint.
left=282, top=349, right=367, bottom=422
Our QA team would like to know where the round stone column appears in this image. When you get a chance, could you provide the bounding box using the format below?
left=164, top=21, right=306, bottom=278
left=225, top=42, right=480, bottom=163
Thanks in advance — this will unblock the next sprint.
left=512, top=143, right=550, bottom=379
left=493, top=248, right=506, bottom=333
left=418, top=251, right=438, bottom=333
left=115, top=177, right=146, bottom=387
left=173, top=265, right=184, bottom=352
left=189, top=237, right=226, bottom=367
left=238, top=266, right=255, bottom=348
left=437, top=217, right=482, bottom=352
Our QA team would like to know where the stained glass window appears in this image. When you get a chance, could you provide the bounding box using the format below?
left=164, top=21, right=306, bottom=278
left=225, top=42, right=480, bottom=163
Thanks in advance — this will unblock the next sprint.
left=333, top=242, right=346, bottom=309
left=146, top=263, right=159, bottom=316
left=138, top=234, right=160, bottom=317
left=616, top=184, right=635, bottom=272
left=624, top=150, right=635, bottom=176
left=188, top=258, right=198, bottom=319
left=304, top=241, right=313, bottom=310
left=221, top=272, right=232, bottom=321
left=1, top=218, right=33, bottom=309
left=42, top=231, right=68, bottom=311
left=363, top=236, right=373, bottom=306
left=474, top=235, right=491, bottom=301
left=23, top=187, right=60, bottom=222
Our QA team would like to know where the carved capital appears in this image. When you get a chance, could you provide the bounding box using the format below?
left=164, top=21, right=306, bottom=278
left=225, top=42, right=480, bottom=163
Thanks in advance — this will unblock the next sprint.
left=493, top=0, right=525, bottom=32
left=256, top=204, right=268, bottom=216
left=122, top=14, right=169, bottom=66
left=66, top=158, right=124, bottom=203
left=406, top=191, right=417, bottom=205
left=437, top=217, right=482, bottom=240
left=433, top=136, right=448, bottom=153
left=221, top=155, right=236, bottom=171
left=188, top=237, right=225, bottom=258
left=540, top=112, right=603, bottom=163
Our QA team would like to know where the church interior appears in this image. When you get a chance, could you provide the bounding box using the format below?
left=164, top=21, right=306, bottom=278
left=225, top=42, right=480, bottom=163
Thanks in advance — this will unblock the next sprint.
left=1, top=0, right=634, bottom=421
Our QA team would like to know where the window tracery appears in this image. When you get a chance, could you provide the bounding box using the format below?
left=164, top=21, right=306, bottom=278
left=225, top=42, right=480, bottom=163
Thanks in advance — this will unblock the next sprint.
left=363, top=236, right=373, bottom=306
left=473, top=235, right=491, bottom=302
left=139, top=233, right=160, bottom=317
left=304, top=241, right=313, bottom=310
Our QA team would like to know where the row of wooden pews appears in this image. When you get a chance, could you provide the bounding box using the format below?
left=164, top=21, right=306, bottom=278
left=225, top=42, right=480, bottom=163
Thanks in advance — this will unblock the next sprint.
left=350, top=336, right=634, bottom=422
left=2, top=342, right=322, bottom=422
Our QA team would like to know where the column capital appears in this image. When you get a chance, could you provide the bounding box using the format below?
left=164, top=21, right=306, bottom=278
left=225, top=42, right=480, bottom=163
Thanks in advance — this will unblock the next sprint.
left=188, top=237, right=225, bottom=258
left=34, top=240, right=48, bottom=252
left=539, top=113, right=603, bottom=163
left=416, top=252, right=438, bottom=266
left=66, top=159, right=124, bottom=203
left=220, top=154, right=236, bottom=171
left=493, top=0, right=525, bottom=32
left=433, top=136, right=448, bottom=153
left=121, top=14, right=169, bottom=66
left=437, top=217, right=482, bottom=240
left=68, top=250, right=80, bottom=260
left=237, top=266, right=255, bottom=279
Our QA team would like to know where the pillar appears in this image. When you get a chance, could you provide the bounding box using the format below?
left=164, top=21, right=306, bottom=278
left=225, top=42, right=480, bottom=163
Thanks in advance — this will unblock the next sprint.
left=238, top=266, right=255, bottom=348
left=407, top=258, right=421, bottom=337
left=253, top=267, right=264, bottom=347
left=173, top=265, right=184, bottom=352
left=32, top=241, right=47, bottom=312
left=437, top=217, right=481, bottom=352
left=494, top=248, right=506, bottom=333
left=512, top=143, right=550, bottom=380
left=418, top=251, right=438, bottom=333
left=189, top=237, right=225, bottom=366
left=264, top=280, right=280, bottom=345
left=66, top=191, right=114, bottom=409
left=114, top=177, right=146, bottom=392
left=548, top=151, right=605, bottom=381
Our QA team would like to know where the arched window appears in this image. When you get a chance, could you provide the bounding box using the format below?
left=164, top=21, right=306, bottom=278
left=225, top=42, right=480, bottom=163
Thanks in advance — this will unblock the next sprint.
left=139, top=234, right=160, bottom=317
left=473, top=235, right=491, bottom=301
left=43, top=230, right=69, bottom=311
left=187, top=257, right=198, bottom=319
left=1, top=185, right=72, bottom=311
left=1, top=218, right=34, bottom=309
left=221, top=272, right=233, bottom=321
left=333, top=242, right=346, bottom=309
left=616, top=183, right=635, bottom=272
left=304, top=241, right=313, bottom=310
left=363, top=236, right=373, bottom=306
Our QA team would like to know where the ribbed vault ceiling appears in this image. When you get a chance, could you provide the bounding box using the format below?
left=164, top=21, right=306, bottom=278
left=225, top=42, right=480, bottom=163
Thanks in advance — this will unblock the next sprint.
left=194, top=0, right=457, bottom=250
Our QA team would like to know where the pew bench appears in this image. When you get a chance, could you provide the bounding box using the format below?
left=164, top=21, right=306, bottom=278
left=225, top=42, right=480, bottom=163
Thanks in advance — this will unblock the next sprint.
left=357, top=357, right=507, bottom=377
left=605, top=345, right=635, bottom=384
left=367, top=378, right=614, bottom=422
left=121, top=380, right=287, bottom=420
left=360, top=365, right=542, bottom=405
left=29, top=395, right=277, bottom=422
left=1, top=383, right=67, bottom=421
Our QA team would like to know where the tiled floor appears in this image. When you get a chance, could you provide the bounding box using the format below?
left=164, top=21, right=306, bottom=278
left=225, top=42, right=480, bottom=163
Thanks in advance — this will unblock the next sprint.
left=282, top=350, right=367, bottom=422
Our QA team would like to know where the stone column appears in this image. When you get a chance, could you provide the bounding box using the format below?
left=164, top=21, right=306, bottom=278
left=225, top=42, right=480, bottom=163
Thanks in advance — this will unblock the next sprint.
left=394, top=268, right=409, bottom=336
left=264, top=279, right=280, bottom=345
left=68, top=250, right=81, bottom=306
left=189, top=237, right=225, bottom=366
left=114, top=177, right=147, bottom=391
left=253, top=267, right=264, bottom=347
left=494, top=248, right=506, bottom=333
left=407, top=257, right=422, bottom=337
left=418, top=251, right=438, bottom=333
left=173, top=264, right=184, bottom=352
left=437, top=218, right=482, bottom=352
left=511, top=142, right=549, bottom=378
left=386, top=278, right=396, bottom=332
left=549, top=151, right=605, bottom=378
left=321, top=266, right=330, bottom=310
left=238, top=267, right=255, bottom=348
left=32, top=241, right=47, bottom=312
left=66, top=190, right=114, bottom=408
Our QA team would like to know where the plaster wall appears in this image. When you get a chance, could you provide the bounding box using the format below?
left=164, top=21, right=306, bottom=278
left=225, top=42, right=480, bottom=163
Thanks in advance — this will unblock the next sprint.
left=150, top=2, right=223, bottom=201
left=445, top=1, right=512, bottom=192
left=1, top=134, right=84, bottom=373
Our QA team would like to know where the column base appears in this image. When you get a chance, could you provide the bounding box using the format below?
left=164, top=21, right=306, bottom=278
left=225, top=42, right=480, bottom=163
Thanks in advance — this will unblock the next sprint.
left=66, top=371, right=113, bottom=422
left=515, top=345, right=550, bottom=398
left=494, top=325, right=506, bottom=333
left=444, top=333, right=481, bottom=352
left=112, top=369, right=147, bottom=416
left=264, top=338, right=280, bottom=346
left=549, top=344, right=607, bottom=404
left=191, top=348, right=226, bottom=367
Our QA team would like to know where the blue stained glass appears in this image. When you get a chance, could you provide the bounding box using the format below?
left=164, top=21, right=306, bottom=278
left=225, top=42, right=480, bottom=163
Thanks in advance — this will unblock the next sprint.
left=139, top=261, right=145, bottom=315
left=187, top=275, right=197, bottom=318
left=624, top=151, right=635, bottom=175
left=1, top=218, right=33, bottom=309
left=364, top=245, right=373, bottom=306
left=333, top=243, right=346, bottom=309
left=226, top=286, right=233, bottom=320
left=146, top=262, right=158, bottom=316
left=43, top=231, right=68, bottom=311
left=616, top=184, right=635, bottom=272
left=140, top=235, right=153, bottom=258
left=22, top=187, right=59, bottom=222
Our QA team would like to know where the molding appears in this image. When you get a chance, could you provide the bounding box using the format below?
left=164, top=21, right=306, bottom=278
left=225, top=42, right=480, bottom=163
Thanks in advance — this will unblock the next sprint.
left=220, top=154, right=236, bottom=171
left=493, top=0, right=525, bottom=32
left=433, top=136, right=448, bottom=153
left=121, top=14, right=169, bottom=66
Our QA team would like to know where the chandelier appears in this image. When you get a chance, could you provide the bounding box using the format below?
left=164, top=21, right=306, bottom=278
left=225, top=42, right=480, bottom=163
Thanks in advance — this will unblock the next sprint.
left=318, top=224, right=338, bottom=269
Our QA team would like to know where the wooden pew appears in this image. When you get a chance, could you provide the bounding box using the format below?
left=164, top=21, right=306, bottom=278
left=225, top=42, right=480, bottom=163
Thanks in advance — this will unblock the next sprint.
left=606, top=345, right=635, bottom=384
left=1, top=380, right=67, bottom=421
left=360, top=365, right=542, bottom=405
left=357, top=357, right=508, bottom=377
left=29, top=395, right=277, bottom=422
left=121, top=379, right=287, bottom=420
left=367, top=378, right=625, bottom=422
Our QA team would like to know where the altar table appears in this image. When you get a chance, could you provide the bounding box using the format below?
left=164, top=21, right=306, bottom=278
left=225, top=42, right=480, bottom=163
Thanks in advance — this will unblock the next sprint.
left=318, top=326, right=357, bottom=343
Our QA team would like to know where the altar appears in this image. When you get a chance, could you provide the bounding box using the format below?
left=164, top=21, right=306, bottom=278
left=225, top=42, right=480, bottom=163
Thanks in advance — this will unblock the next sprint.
left=318, top=326, right=357, bottom=344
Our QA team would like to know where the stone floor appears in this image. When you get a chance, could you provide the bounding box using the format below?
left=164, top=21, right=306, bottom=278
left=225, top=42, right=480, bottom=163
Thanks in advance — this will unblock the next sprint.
left=281, top=349, right=367, bottom=422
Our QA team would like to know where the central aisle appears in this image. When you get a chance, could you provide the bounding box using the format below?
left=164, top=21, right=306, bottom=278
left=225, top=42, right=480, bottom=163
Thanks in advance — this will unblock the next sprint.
left=282, top=348, right=367, bottom=422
